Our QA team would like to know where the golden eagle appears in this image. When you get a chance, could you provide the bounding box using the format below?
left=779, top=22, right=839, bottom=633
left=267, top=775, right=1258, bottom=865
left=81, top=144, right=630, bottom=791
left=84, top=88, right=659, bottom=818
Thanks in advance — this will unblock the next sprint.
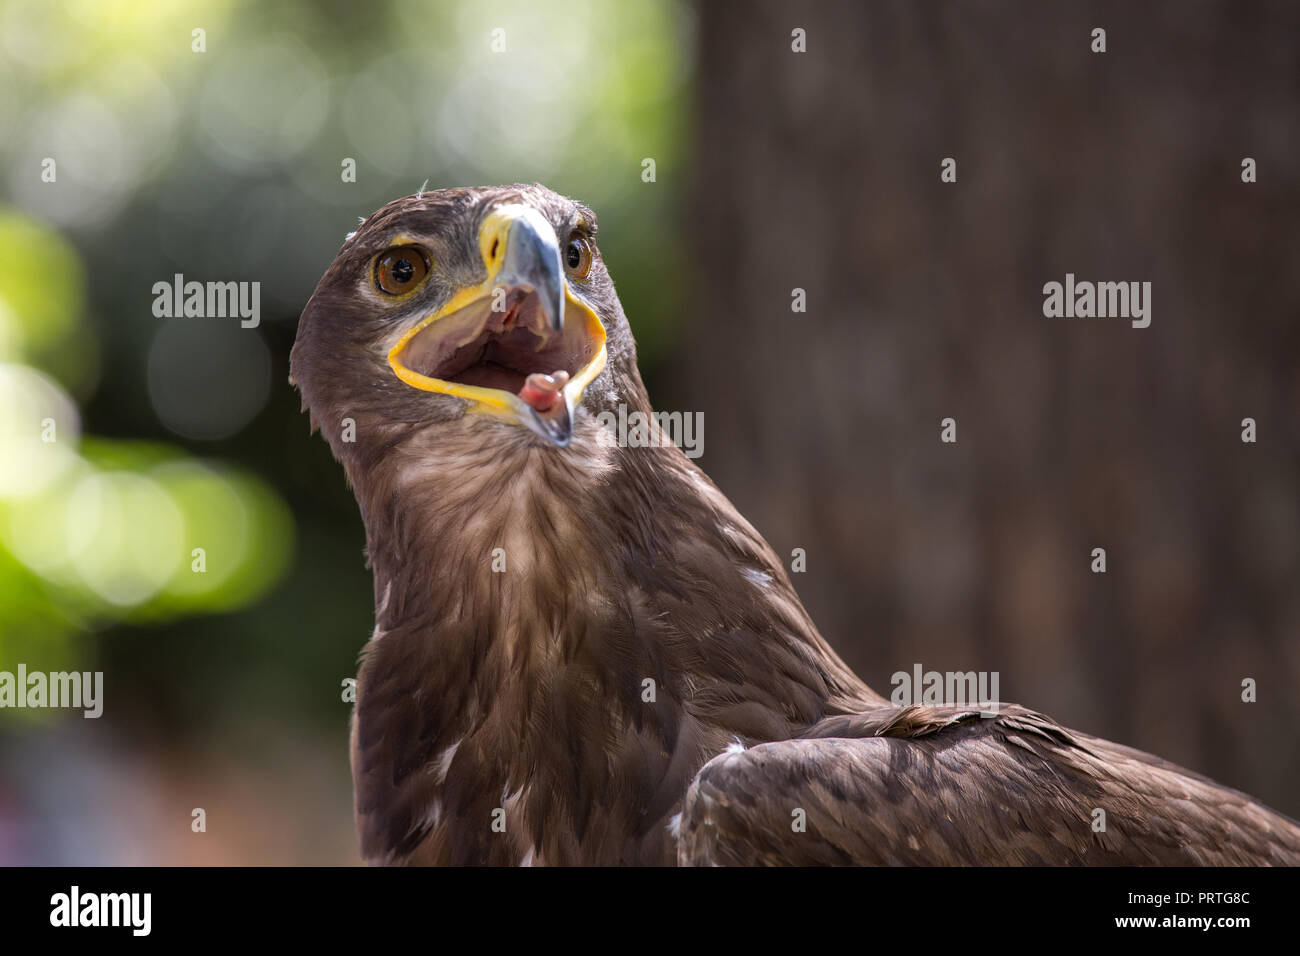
left=290, top=184, right=1300, bottom=866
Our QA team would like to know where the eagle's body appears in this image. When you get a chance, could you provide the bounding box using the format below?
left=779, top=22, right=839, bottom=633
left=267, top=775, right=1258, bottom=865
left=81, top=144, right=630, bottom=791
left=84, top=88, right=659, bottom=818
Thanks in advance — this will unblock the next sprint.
left=292, top=185, right=1300, bottom=866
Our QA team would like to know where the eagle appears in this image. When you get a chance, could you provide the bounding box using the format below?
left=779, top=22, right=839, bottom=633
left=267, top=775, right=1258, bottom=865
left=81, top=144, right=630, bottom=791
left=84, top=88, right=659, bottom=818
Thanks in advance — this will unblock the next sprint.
left=290, top=184, right=1300, bottom=866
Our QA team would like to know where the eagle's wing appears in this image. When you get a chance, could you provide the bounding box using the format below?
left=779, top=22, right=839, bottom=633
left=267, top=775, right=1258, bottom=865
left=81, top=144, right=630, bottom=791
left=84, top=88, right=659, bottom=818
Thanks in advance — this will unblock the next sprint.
left=676, top=705, right=1300, bottom=865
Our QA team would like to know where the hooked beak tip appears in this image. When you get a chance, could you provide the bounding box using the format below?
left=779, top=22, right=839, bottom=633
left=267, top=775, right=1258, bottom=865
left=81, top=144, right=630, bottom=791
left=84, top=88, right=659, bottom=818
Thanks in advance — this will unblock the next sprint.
left=529, top=398, right=573, bottom=447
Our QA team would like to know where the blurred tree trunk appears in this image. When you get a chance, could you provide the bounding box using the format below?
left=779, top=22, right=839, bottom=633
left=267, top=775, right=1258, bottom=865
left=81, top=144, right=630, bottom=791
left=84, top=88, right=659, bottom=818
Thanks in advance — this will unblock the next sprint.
left=678, top=0, right=1300, bottom=813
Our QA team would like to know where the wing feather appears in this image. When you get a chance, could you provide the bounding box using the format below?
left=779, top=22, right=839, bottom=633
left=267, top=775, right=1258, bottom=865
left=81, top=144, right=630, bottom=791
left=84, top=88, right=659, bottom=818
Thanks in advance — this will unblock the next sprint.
left=677, top=705, right=1300, bottom=865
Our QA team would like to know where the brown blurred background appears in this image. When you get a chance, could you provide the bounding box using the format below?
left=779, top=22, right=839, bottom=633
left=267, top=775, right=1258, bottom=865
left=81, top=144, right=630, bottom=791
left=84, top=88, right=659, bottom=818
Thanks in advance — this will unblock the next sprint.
left=0, top=0, right=1295, bottom=864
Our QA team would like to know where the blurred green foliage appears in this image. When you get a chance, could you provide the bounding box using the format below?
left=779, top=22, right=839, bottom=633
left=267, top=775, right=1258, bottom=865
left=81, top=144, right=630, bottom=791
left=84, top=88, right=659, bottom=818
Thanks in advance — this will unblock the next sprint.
left=0, top=212, right=296, bottom=717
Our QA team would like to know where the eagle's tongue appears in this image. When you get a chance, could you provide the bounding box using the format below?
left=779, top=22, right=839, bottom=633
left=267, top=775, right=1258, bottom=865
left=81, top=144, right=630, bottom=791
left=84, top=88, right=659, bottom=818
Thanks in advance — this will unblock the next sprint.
left=519, top=370, right=569, bottom=412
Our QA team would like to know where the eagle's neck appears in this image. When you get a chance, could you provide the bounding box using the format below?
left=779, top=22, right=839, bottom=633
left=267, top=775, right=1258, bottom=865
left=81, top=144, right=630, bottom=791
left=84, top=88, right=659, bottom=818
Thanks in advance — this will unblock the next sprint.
left=365, top=411, right=620, bottom=637
left=349, top=405, right=875, bottom=864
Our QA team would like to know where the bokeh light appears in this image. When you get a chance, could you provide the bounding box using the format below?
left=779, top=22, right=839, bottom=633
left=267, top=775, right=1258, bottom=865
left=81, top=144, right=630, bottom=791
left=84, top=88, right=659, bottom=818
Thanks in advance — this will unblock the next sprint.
left=146, top=320, right=272, bottom=441
left=0, top=364, right=81, bottom=499
left=64, top=470, right=184, bottom=607
left=198, top=36, right=329, bottom=169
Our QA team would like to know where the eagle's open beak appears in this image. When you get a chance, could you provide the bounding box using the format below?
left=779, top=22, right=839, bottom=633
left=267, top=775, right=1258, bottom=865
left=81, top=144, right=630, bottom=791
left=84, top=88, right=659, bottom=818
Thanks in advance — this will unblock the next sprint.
left=387, top=204, right=607, bottom=447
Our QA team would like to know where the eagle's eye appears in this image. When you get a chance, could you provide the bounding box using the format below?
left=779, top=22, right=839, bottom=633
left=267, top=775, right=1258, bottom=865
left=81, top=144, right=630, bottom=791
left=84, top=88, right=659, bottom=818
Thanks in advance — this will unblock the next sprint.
left=375, top=246, right=430, bottom=296
left=564, top=235, right=593, bottom=279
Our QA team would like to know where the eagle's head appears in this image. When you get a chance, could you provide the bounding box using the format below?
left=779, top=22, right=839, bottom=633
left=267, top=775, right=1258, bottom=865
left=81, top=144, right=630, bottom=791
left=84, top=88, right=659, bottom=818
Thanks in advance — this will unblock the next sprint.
left=291, top=184, right=643, bottom=472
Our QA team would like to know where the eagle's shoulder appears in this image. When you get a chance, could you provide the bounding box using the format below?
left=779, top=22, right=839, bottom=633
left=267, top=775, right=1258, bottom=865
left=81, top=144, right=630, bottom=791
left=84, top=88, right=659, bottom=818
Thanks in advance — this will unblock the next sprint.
left=676, top=704, right=1300, bottom=866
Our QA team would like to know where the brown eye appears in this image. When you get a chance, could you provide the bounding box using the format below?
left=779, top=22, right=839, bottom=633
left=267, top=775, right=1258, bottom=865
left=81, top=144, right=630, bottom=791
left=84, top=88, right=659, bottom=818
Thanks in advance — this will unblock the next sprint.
left=375, top=246, right=430, bottom=295
left=564, top=235, right=593, bottom=279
